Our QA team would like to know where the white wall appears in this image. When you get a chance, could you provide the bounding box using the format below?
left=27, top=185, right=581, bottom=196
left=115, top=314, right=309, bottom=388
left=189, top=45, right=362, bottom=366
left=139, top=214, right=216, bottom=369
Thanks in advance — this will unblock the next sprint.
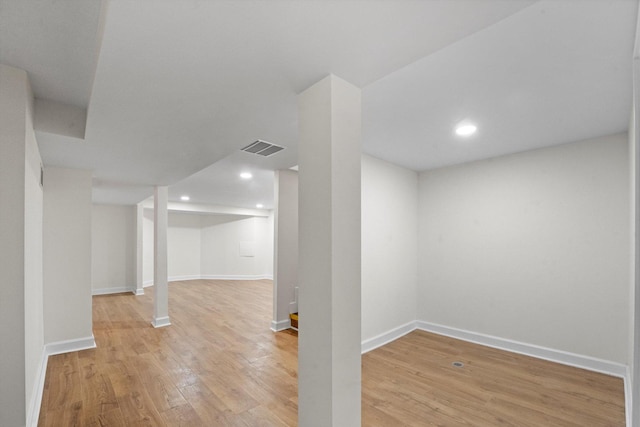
left=92, top=204, right=136, bottom=294
left=265, top=211, right=274, bottom=278
left=0, top=63, right=44, bottom=427
left=24, top=82, right=44, bottom=425
left=168, top=213, right=202, bottom=280
left=630, top=100, right=640, bottom=425
left=200, top=215, right=273, bottom=279
left=361, top=154, right=418, bottom=344
left=256, top=215, right=276, bottom=278
left=418, top=134, right=631, bottom=364
left=143, top=210, right=273, bottom=283
left=43, top=167, right=94, bottom=344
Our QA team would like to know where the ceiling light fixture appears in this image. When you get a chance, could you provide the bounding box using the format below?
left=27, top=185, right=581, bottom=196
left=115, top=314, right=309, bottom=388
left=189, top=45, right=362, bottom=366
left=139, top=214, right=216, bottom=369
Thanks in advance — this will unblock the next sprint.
left=180, top=195, right=190, bottom=201
left=240, top=172, right=253, bottom=179
left=455, top=123, right=477, bottom=137
left=256, top=203, right=264, bottom=209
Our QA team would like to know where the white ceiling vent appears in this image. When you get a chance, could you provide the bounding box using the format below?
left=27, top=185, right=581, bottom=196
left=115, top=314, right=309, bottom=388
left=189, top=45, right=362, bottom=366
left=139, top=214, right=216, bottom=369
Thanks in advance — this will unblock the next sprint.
left=241, top=140, right=285, bottom=157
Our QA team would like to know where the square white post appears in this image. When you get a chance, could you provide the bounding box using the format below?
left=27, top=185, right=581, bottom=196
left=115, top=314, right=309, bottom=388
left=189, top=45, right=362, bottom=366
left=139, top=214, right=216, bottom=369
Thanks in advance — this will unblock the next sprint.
left=272, top=169, right=299, bottom=331
left=152, top=186, right=170, bottom=327
left=298, top=74, right=362, bottom=426
left=134, top=202, right=144, bottom=295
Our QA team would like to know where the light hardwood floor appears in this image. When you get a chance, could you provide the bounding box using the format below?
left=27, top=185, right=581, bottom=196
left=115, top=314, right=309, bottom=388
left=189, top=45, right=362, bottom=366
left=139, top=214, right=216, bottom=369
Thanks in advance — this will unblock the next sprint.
left=38, top=279, right=625, bottom=426
left=362, top=331, right=624, bottom=426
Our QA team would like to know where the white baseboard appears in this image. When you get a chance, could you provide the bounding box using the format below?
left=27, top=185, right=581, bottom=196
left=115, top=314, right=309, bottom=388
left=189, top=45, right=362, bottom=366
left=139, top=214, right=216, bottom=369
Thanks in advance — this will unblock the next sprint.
left=361, top=321, right=417, bottom=354
left=271, top=319, right=291, bottom=332
left=143, top=275, right=274, bottom=286
left=169, top=275, right=201, bottom=282
left=133, top=288, right=144, bottom=295
left=92, top=286, right=135, bottom=296
left=46, top=335, right=97, bottom=356
left=27, top=319, right=632, bottom=425
left=362, top=321, right=631, bottom=422
left=416, top=321, right=627, bottom=378
left=27, top=349, right=48, bottom=427
left=201, top=274, right=273, bottom=281
left=28, top=336, right=97, bottom=426
left=152, top=316, right=171, bottom=328
left=624, top=367, right=632, bottom=427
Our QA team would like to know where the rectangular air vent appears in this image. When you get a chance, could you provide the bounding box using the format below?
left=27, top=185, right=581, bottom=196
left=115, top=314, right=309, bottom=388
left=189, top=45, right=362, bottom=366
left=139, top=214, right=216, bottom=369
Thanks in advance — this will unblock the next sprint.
left=241, top=140, right=285, bottom=157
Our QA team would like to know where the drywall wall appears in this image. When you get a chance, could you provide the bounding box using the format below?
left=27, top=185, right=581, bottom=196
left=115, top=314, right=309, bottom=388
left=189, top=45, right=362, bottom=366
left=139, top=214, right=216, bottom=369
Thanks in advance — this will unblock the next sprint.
left=168, top=212, right=202, bottom=280
left=418, top=134, right=630, bottom=364
left=0, top=63, right=44, bottom=427
left=630, top=102, right=639, bottom=425
left=44, top=167, right=93, bottom=344
left=265, top=211, right=274, bottom=278
left=361, top=154, right=418, bottom=343
left=143, top=210, right=273, bottom=283
left=92, top=204, right=136, bottom=294
left=24, top=79, right=44, bottom=425
left=0, top=63, right=28, bottom=427
left=200, top=215, right=273, bottom=279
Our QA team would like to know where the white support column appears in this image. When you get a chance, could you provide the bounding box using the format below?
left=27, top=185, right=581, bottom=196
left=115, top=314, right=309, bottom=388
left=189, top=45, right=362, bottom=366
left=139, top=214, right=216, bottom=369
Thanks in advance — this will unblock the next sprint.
left=629, top=9, right=640, bottom=426
left=0, top=63, right=29, bottom=427
left=298, top=74, right=362, bottom=426
left=152, top=186, right=170, bottom=327
left=134, top=202, right=144, bottom=295
left=272, top=169, right=299, bottom=332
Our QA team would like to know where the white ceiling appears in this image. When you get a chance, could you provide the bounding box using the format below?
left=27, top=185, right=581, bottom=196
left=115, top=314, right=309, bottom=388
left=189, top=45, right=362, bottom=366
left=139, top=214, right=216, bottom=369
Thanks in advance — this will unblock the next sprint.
left=364, top=0, right=637, bottom=171
left=0, top=0, right=637, bottom=209
left=0, top=0, right=103, bottom=107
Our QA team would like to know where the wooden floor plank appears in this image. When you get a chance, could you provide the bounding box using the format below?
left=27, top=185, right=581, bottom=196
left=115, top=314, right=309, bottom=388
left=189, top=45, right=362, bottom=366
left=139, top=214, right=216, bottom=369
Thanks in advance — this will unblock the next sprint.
left=362, top=329, right=625, bottom=426
left=38, top=279, right=625, bottom=426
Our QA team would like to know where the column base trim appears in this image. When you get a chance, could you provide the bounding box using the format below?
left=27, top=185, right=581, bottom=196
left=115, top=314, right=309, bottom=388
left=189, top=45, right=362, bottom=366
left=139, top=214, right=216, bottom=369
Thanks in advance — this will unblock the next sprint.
left=270, top=319, right=291, bottom=332
left=151, top=316, right=171, bottom=328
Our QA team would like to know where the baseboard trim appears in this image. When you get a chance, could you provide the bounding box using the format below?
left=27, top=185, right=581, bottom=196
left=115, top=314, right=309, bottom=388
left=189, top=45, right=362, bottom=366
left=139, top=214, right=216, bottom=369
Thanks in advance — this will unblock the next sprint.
left=200, top=274, right=273, bottom=281
left=361, top=321, right=417, bottom=354
left=28, top=320, right=631, bottom=425
left=133, top=288, right=144, bottom=296
left=416, top=321, right=627, bottom=378
left=624, top=367, right=631, bottom=427
left=28, top=336, right=97, bottom=426
left=152, top=316, right=171, bottom=328
left=27, top=349, right=48, bottom=427
left=271, top=319, right=291, bottom=332
left=362, top=321, right=630, bottom=422
left=143, top=275, right=274, bottom=286
left=46, top=335, right=97, bottom=356
left=168, top=275, right=201, bottom=282
left=92, top=286, right=135, bottom=296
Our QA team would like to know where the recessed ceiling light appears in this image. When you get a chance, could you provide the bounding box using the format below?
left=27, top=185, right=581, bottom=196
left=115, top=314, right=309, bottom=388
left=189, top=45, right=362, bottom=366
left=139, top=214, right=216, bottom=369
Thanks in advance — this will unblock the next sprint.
left=455, top=123, right=477, bottom=137
left=240, top=172, right=253, bottom=179
left=180, top=195, right=190, bottom=201
left=256, top=203, right=264, bottom=209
